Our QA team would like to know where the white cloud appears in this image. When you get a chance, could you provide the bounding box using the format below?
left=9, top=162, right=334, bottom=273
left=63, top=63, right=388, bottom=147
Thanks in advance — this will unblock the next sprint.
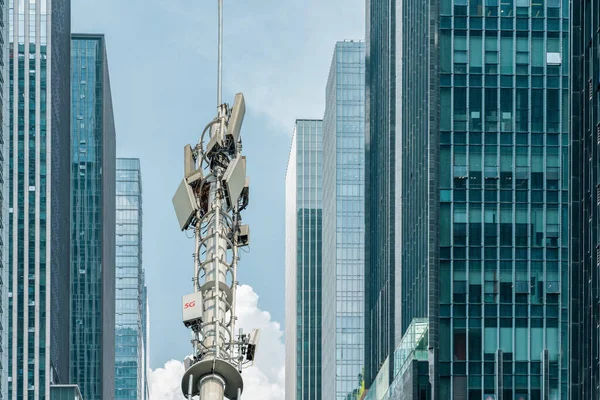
left=148, top=360, right=186, bottom=400
left=149, top=285, right=285, bottom=399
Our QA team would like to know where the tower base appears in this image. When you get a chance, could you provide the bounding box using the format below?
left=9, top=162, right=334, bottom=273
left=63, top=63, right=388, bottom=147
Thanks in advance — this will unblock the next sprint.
left=181, top=358, right=243, bottom=399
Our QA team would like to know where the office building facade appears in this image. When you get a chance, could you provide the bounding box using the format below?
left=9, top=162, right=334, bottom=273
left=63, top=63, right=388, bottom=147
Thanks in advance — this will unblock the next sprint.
left=570, top=0, right=599, bottom=397
left=435, top=0, right=570, bottom=396
left=141, top=281, right=150, bottom=400
left=70, top=34, right=116, bottom=400
left=322, top=41, right=366, bottom=400
left=285, top=120, right=323, bottom=400
left=367, top=0, right=570, bottom=398
left=364, top=0, right=398, bottom=388
left=7, top=1, right=72, bottom=398
left=115, top=158, right=147, bottom=400
left=1, top=1, right=8, bottom=396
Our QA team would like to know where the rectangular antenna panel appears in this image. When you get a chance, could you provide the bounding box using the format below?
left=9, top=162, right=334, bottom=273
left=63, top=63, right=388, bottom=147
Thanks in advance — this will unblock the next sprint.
left=206, top=123, right=224, bottom=156
left=238, top=224, right=250, bottom=247
left=228, top=93, right=245, bottom=142
left=184, top=144, right=195, bottom=177
left=246, top=328, right=260, bottom=361
left=173, top=179, right=198, bottom=231
left=223, top=155, right=246, bottom=211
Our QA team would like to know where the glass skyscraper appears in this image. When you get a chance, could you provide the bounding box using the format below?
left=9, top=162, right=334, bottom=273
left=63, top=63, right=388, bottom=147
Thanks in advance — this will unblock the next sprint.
left=437, top=0, right=570, bottom=396
left=322, top=41, right=366, bottom=400
left=1, top=1, right=8, bottom=396
left=70, top=34, right=116, bottom=400
left=7, top=1, right=72, bottom=398
left=569, top=0, right=599, bottom=397
left=115, top=158, right=147, bottom=400
left=285, top=119, right=323, bottom=400
left=364, top=0, right=399, bottom=389
left=366, top=0, right=570, bottom=398
left=141, top=281, right=150, bottom=400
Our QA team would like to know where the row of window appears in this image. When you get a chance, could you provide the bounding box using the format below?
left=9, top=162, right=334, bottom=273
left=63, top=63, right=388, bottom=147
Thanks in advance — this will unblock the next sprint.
left=442, top=0, right=567, bottom=16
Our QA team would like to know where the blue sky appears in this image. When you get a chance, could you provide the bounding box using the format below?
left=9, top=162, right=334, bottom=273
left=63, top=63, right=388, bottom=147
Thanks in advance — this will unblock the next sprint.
left=72, top=0, right=364, bottom=369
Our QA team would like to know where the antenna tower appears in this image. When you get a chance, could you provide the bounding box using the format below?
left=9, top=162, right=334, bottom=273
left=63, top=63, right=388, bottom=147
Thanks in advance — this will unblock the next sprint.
left=172, top=1, right=259, bottom=399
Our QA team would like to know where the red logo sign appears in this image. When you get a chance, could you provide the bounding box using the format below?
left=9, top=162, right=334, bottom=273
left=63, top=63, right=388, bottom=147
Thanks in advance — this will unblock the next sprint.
left=184, top=301, right=196, bottom=309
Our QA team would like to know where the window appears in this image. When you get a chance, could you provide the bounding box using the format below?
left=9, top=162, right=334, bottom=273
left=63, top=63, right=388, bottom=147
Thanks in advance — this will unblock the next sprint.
left=454, top=330, right=467, bottom=360
left=470, top=88, right=483, bottom=130
left=485, top=0, right=499, bottom=16
left=470, top=36, right=483, bottom=73
left=441, top=204, right=451, bottom=246
left=516, top=89, right=529, bottom=131
left=485, top=88, right=498, bottom=131
left=484, top=323, right=497, bottom=354
left=531, top=90, right=544, bottom=132
left=454, top=35, right=468, bottom=66
left=470, top=0, right=484, bottom=15
left=500, top=0, right=513, bottom=15
left=441, top=88, right=452, bottom=130
left=454, top=88, right=468, bottom=129
left=531, top=0, right=544, bottom=16
left=454, top=205, right=468, bottom=222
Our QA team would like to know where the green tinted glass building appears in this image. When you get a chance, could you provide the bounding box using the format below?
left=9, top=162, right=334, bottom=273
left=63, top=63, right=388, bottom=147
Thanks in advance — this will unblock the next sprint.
left=436, top=0, right=570, bottom=395
left=364, top=0, right=398, bottom=388
left=0, top=0, right=7, bottom=394
left=8, top=1, right=72, bottom=398
left=570, top=0, right=600, bottom=396
left=285, top=120, right=323, bottom=400
left=367, top=0, right=570, bottom=397
left=115, top=158, right=147, bottom=400
left=322, top=41, right=366, bottom=400
left=70, top=34, right=116, bottom=400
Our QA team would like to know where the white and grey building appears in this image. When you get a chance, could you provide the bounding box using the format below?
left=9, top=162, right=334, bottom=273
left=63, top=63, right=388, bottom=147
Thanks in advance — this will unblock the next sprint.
left=285, top=120, right=323, bottom=400
left=7, top=0, right=72, bottom=398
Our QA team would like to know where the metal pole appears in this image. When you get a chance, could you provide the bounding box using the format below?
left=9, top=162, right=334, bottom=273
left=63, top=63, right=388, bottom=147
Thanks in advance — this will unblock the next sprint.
left=217, top=0, right=223, bottom=106
left=192, top=4, right=228, bottom=396
left=230, top=214, right=239, bottom=346
left=187, top=374, right=194, bottom=400
left=194, top=218, right=201, bottom=293
left=196, top=177, right=228, bottom=400
left=199, top=375, right=226, bottom=399
left=192, top=185, right=202, bottom=362
left=214, top=174, right=222, bottom=360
